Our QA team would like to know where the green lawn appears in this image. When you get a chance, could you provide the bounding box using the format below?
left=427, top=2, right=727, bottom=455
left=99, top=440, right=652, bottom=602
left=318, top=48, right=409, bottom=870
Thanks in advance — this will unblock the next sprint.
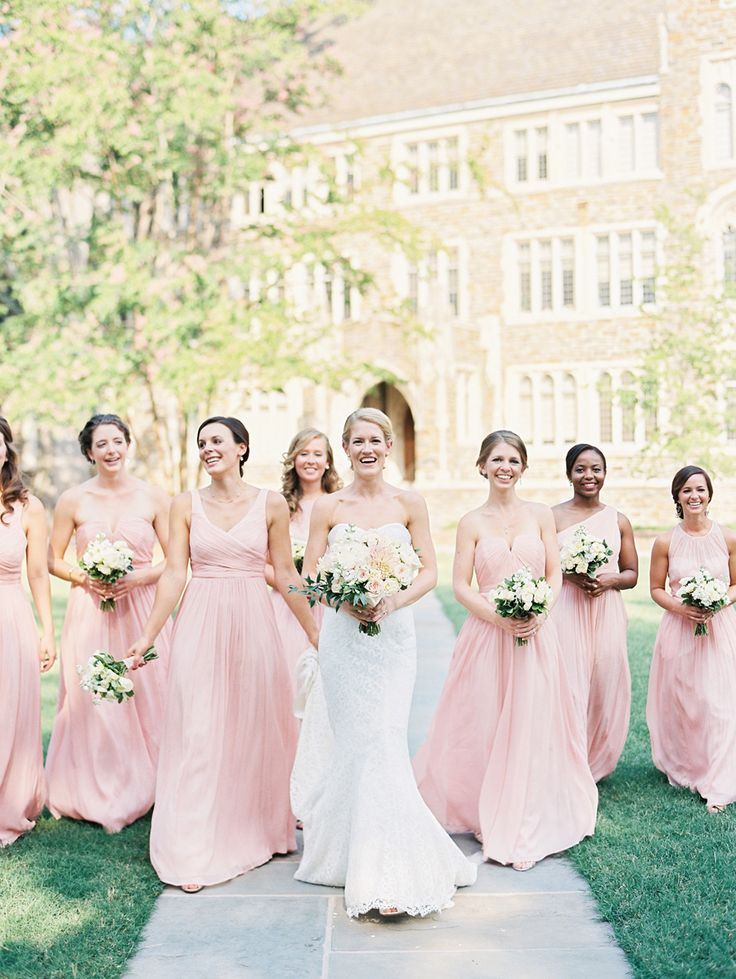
left=436, top=573, right=736, bottom=979
left=0, top=585, right=163, bottom=979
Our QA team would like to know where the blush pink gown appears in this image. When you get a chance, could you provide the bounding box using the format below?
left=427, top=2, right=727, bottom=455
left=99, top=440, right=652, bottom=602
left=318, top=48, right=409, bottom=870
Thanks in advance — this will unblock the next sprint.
left=270, top=499, right=324, bottom=694
left=150, top=489, right=297, bottom=886
left=0, top=503, right=45, bottom=846
left=647, top=522, right=736, bottom=809
left=45, top=517, right=172, bottom=832
left=553, top=506, right=631, bottom=781
left=414, top=534, right=598, bottom=866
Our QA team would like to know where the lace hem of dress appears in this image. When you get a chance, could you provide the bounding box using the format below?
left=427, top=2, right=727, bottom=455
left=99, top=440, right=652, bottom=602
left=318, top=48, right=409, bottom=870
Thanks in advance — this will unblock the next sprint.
left=346, top=895, right=456, bottom=919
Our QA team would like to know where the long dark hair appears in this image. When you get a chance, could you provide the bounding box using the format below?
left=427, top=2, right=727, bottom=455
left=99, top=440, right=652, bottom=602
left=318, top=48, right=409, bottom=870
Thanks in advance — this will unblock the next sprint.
left=196, top=416, right=250, bottom=476
left=0, top=417, right=29, bottom=524
left=671, top=465, right=714, bottom=519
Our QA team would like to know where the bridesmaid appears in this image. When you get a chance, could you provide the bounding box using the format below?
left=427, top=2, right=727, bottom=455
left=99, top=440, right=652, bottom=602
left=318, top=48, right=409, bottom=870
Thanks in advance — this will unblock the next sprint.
left=128, top=416, right=318, bottom=891
left=45, top=413, right=171, bottom=832
left=647, top=465, right=736, bottom=813
left=551, top=443, right=638, bottom=781
left=266, top=428, right=341, bottom=687
left=415, top=430, right=597, bottom=870
left=0, top=417, right=56, bottom=846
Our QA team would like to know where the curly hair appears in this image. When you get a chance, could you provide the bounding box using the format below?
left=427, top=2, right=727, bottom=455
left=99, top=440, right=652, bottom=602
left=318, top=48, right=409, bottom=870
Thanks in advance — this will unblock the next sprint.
left=0, top=417, right=29, bottom=525
left=281, top=428, right=342, bottom=515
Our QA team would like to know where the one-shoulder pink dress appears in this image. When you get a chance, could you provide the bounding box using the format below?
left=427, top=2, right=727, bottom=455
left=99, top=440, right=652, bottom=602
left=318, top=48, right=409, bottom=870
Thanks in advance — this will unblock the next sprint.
left=150, top=489, right=297, bottom=886
left=647, top=523, right=736, bottom=809
left=45, top=518, right=172, bottom=832
left=414, top=534, right=598, bottom=866
left=553, top=506, right=631, bottom=781
left=0, top=503, right=45, bottom=846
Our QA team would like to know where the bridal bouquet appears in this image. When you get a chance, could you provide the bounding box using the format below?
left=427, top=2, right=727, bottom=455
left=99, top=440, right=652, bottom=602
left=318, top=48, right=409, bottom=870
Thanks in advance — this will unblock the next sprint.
left=678, top=568, right=729, bottom=637
left=77, top=647, right=158, bottom=704
left=487, top=567, right=553, bottom=646
left=298, top=525, right=421, bottom=636
left=560, top=526, right=613, bottom=578
left=292, top=539, right=306, bottom=575
left=79, top=533, right=134, bottom=611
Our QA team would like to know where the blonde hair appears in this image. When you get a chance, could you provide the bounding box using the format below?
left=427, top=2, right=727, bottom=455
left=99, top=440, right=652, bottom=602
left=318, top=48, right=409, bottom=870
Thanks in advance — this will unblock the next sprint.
left=476, top=429, right=528, bottom=476
left=281, top=428, right=342, bottom=515
left=342, top=407, right=393, bottom=445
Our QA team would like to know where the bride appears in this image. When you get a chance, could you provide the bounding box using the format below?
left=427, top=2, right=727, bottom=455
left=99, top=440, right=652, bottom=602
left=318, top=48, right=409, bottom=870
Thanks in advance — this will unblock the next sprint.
left=293, top=407, right=476, bottom=917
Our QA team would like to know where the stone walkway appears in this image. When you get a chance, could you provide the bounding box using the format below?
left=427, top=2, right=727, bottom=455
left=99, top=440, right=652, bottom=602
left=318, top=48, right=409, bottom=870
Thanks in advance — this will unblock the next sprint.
left=125, top=594, right=631, bottom=979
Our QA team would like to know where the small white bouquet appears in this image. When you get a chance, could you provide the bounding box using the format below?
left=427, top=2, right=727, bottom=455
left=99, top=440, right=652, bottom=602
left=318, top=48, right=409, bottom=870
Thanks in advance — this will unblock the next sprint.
left=678, top=568, right=729, bottom=637
left=292, top=539, right=306, bottom=575
left=296, top=525, right=421, bottom=636
left=487, top=566, right=553, bottom=646
left=560, top=526, right=613, bottom=578
left=77, top=647, right=158, bottom=704
left=79, top=533, right=134, bottom=611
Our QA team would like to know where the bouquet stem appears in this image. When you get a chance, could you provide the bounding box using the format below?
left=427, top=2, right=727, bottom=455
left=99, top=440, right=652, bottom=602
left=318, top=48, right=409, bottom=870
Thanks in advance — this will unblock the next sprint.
left=694, top=622, right=709, bottom=637
left=359, top=621, right=381, bottom=637
left=515, top=636, right=528, bottom=647
left=99, top=597, right=117, bottom=612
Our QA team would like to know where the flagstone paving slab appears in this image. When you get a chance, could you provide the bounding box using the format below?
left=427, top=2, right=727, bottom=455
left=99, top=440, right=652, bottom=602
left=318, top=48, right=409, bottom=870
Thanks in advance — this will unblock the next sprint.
left=124, top=592, right=632, bottom=979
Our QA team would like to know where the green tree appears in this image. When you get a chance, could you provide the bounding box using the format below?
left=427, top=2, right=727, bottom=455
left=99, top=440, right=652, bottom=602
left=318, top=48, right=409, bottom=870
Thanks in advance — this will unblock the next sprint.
left=638, top=210, right=736, bottom=476
left=0, top=0, right=412, bottom=488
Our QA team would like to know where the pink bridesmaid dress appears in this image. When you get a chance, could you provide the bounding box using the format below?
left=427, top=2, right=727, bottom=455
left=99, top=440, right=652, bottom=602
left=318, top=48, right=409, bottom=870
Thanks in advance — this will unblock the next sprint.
left=45, top=518, right=172, bottom=832
left=414, top=534, right=597, bottom=866
left=0, top=504, right=45, bottom=846
left=647, top=523, right=736, bottom=809
left=150, top=489, right=297, bottom=886
left=553, top=506, right=631, bottom=781
left=270, top=498, right=324, bottom=691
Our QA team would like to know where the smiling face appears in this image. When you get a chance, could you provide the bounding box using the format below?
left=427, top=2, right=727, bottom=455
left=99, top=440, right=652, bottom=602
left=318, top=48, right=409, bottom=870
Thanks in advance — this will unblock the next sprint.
left=294, top=435, right=329, bottom=487
left=570, top=449, right=606, bottom=500
left=479, top=441, right=525, bottom=488
left=677, top=473, right=711, bottom=517
left=198, top=422, right=246, bottom=476
left=344, top=420, right=391, bottom=475
left=88, top=424, right=129, bottom=473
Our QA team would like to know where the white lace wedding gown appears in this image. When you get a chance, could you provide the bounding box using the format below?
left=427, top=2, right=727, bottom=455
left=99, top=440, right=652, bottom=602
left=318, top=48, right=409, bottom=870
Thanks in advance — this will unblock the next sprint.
left=293, top=523, right=477, bottom=917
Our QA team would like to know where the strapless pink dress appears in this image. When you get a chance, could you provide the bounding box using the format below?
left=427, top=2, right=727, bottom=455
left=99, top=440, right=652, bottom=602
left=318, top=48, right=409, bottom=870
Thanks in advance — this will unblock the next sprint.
left=45, top=517, right=172, bottom=832
left=415, top=534, right=598, bottom=865
left=647, top=523, right=736, bottom=808
left=553, top=506, right=630, bottom=781
left=150, top=489, right=297, bottom=886
left=0, top=503, right=45, bottom=846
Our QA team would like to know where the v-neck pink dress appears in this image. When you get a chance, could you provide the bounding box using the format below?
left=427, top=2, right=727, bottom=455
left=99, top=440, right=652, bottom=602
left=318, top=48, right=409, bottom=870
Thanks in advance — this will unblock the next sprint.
left=414, top=533, right=598, bottom=865
left=647, top=522, right=736, bottom=809
left=45, top=516, right=172, bottom=832
left=150, top=489, right=297, bottom=886
left=0, top=503, right=45, bottom=846
left=553, top=506, right=631, bottom=781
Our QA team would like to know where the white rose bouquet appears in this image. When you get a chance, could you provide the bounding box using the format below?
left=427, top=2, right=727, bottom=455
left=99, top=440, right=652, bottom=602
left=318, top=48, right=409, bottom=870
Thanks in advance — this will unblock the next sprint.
left=487, top=566, right=553, bottom=646
left=77, top=647, right=158, bottom=704
left=678, top=568, right=729, bottom=637
left=296, top=525, right=422, bottom=636
left=79, top=533, right=135, bottom=611
left=560, top=526, right=613, bottom=578
left=292, top=539, right=306, bottom=576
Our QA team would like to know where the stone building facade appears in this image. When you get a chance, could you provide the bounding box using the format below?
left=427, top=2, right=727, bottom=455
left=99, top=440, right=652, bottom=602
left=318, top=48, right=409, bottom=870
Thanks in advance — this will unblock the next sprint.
left=232, top=0, right=735, bottom=532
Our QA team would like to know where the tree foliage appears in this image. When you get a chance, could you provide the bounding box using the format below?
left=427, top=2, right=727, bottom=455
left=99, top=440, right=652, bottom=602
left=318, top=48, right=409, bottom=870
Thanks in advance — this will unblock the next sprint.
left=0, top=0, right=413, bottom=488
left=638, top=210, right=736, bottom=477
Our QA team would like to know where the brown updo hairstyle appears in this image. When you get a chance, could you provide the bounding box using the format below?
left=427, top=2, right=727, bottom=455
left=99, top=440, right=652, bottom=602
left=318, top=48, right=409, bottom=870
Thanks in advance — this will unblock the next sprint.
left=196, top=416, right=250, bottom=476
left=0, top=417, right=29, bottom=525
left=281, top=428, right=342, bottom=515
left=476, top=429, right=528, bottom=478
left=565, top=443, right=607, bottom=479
left=671, top=465, right=713, bottom=520
left=78, top=413, right=131, bottom=463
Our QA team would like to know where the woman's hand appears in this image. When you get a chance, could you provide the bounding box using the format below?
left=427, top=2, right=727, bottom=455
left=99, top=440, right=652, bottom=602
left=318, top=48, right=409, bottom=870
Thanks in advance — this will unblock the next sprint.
left=341, top=596, right=397, bottom=626
left=675, top=600, right=712, bottom=625
left=127, top=636, right=154, bottom=669
left=39, top=633, right=56, bottom=673
left=112, top=569, right=149, bottom=600
left=586, top=571, right=620, bottom=598
left=564, top=571, right=599, bottom=595
left=74, top=569, right=115, bottom=602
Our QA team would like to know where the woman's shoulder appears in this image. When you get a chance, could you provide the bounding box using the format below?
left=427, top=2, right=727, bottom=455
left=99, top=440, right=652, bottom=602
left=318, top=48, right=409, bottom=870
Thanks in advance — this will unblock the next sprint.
left=22, top=493, right=45, bottom=516
left=651, top=527, right=675, bottom=552
left=719, top=523, right=736, bottom=549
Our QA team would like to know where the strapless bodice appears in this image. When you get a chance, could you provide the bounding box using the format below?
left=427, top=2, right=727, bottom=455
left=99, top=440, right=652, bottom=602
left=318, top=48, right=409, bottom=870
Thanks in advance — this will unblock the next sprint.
left=327, top=522, right=411, bottom=545
left=0, top=504, right=25, bottom=583
left=474, top=533, right=545, bottom=592
left=76, top=518, right=156, bottom=566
